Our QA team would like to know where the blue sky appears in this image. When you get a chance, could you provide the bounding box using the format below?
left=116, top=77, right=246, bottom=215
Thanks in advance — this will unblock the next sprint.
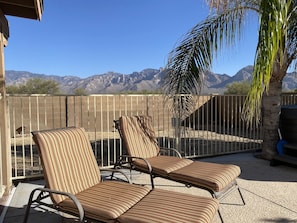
left=4, top=0, right=258, bottom=78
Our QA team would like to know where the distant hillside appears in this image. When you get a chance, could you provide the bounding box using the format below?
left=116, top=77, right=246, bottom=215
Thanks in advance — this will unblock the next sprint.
left=5, top=66, right=297, bottom=94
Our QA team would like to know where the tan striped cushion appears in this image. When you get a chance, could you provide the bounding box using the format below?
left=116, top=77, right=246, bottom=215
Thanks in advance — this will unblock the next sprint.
left=119, top=116, right=160, bottom=158
left=118, top=188, right=219, bottom=223
left=134, top=156, right=193, bottom=175
left=169, top=161, right=241, bottom=192
left=33, top=127, right=220, bottom=223
left=60, top=181, right=151, bottom=222
left=32, top=127, right=101, bottom=204
left=119, top=116, right=241, bottom=193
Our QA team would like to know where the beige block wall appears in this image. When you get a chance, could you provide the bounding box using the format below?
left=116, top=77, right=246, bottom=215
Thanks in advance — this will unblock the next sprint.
left=9, top=94, right=244, bottom=137
left=7, top=95, right=176, bottom=136
left=8, top=95, right=67, bottom=136
left=66, top=95, right=174, bottom=133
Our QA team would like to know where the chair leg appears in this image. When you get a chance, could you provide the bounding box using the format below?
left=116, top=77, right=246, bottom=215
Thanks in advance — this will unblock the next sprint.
left=237, top=187, right=246, bottom=205
left=213, top=181, right=246, bottom=206
left=234, top=180, right=245, bottom=205
left=210, top=181, right=245, bottom=223
left=23, top=188, right=39, bottom=223
left=218, top=209, right=224, bottom=223
left=211, top=193, right=224, bottom=223
left=150, top=174, right=155, bottom=189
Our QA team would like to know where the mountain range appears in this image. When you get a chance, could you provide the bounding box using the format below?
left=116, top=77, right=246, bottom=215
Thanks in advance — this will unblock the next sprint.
left=5, top=66, right=297, bottom=94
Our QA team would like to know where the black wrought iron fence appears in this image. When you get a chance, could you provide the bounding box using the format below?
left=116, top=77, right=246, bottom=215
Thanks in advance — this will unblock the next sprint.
left=8, top=93, right=297, bottom=180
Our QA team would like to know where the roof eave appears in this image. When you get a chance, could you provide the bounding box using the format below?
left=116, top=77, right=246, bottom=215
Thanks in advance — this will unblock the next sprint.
left=0, top=0, right=43, bottom=20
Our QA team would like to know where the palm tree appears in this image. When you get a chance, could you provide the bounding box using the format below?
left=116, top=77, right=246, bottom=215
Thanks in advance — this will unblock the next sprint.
left=163, top=0, right=297, bottom=160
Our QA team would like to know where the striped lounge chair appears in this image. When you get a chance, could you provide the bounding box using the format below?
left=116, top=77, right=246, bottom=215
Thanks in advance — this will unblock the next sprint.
left=115, top=116, right=246, bottom=221
left=24, top=127, right=219, bottom=223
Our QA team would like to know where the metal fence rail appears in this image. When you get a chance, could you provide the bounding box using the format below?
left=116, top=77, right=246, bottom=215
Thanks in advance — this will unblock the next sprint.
left=7, top=93, right=296, bottom=180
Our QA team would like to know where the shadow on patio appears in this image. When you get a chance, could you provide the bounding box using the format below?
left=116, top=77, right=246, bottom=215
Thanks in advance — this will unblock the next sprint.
left=2, top=152, right=297, bottom=223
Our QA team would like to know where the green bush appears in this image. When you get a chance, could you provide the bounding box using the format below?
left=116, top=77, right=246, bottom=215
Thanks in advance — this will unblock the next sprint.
left=6, top=78, right=61, bottom=94
left=224, top=81, right=251, bottom=95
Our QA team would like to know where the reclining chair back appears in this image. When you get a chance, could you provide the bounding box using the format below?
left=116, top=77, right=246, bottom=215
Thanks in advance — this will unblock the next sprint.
left=119, top=116, right=159, bottom=158
left=32, top=127, right=101, bottom=204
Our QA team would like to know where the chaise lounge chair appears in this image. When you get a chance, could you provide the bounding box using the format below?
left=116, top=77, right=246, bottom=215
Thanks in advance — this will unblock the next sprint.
left=114, top=116, right=245, bottom=219
left=23, top=127, right=219, bottom=223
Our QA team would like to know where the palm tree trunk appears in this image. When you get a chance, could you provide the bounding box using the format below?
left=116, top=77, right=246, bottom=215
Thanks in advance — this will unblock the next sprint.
left=261, top=81, right=282, bottom=160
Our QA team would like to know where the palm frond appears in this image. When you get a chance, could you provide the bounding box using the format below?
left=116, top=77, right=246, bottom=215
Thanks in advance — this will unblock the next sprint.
left=242, top=0, right=291, bottom=125
left=163, top=3, right=249, bottom=115
left=287, top=1, right=297, bottom=67
left=206, top=0, right=259, bottom=12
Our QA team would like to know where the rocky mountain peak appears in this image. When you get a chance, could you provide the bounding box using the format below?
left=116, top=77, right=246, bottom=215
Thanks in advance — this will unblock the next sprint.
left=5, top=66, right=297, bottom=94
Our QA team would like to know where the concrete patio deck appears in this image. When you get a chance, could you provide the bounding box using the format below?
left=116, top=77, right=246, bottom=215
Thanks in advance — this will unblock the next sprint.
left=1, top=152, right=297, bottom=223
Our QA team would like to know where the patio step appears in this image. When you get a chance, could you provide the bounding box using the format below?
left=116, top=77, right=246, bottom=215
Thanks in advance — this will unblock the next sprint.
left=283, top=143, right=297, bottom=150
left=270, top=154, right=297, bottom=167
left=283, top=143, right=297, bottom=157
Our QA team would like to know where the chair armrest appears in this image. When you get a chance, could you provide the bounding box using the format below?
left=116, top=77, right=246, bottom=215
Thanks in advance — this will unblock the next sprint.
left=159, top=147, right=182, bottom=158
left=100, top=168, right=132, bottom=184
left=116, top=155, right=153, bottom=173
left=114, top=155, right=155, bottom=189
left=24, top=187, right=84, bottom=223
